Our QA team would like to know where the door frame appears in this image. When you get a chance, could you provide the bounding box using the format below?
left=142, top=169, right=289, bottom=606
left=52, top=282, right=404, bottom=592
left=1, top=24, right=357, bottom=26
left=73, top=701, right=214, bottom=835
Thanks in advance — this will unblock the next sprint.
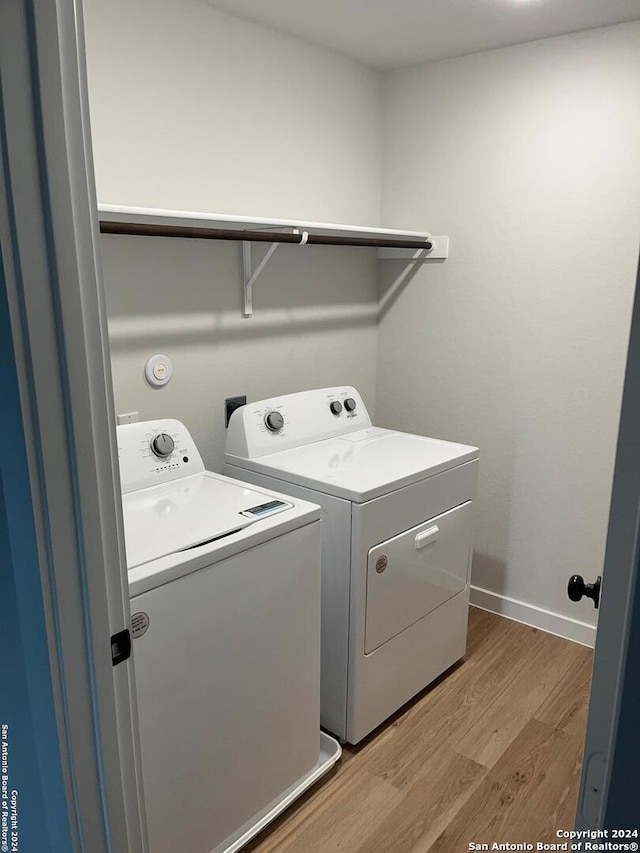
left=0, top=0, right=146, bottom=849
left=576, top=253, right=640, bottom=829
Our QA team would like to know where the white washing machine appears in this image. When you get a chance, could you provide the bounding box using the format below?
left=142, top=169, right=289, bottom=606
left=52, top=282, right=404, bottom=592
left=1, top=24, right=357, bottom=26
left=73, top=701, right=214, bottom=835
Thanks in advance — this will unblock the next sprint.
left=118, top=419, right=340, bottom=853
left=225, top=388, right=479, bottom=744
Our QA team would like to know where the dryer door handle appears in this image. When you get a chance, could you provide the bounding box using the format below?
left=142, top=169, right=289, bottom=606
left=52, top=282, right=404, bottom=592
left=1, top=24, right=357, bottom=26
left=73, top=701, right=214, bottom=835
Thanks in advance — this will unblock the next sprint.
left=415, top=525, right=440, bottom=549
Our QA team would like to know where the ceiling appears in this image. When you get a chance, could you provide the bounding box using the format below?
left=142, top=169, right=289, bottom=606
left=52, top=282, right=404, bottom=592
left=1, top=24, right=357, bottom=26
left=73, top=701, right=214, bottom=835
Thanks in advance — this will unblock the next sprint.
left=205, top=0, right=640, bottom=69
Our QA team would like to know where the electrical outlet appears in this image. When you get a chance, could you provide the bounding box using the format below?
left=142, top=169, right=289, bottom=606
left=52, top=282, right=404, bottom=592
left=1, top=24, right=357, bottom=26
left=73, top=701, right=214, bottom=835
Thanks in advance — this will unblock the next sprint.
left=117, top=411, right=139, bottom=425
left=225, top=395, right=247, bottom=428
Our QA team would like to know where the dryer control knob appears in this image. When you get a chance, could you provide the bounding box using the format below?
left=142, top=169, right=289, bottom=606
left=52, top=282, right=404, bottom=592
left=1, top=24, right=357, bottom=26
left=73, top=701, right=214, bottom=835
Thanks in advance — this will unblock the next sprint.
left=265, top=411, right=284, bottom=432
left=151, top=433, right=175, bottom=458
left=344, top=398, right=357, bottom=412
left=330, top=401, right=343, bottom=415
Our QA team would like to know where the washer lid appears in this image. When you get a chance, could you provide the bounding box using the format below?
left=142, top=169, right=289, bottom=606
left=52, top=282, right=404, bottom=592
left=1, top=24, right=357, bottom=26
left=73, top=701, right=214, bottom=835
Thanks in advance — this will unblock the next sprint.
left=122, top=471, right=294, bottom=568
left=226, top=427, right=479, bottom=503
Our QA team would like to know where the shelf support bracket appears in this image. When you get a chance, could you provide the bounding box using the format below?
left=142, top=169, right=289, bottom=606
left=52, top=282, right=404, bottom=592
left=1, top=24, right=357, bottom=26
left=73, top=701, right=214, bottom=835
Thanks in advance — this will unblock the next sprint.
left=242, top=229, right=308, bottom=317
left=242, top=240, right=280, bottom=317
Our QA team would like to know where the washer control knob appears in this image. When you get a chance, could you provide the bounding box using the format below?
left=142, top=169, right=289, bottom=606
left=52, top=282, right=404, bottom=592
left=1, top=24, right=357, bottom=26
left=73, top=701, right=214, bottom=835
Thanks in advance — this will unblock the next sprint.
left=265, top=411, right=284, bottom=432
left=344, top=398, right=357, bottom=413
left=330, top=401, right=343, bottom=415
left=151, top=433, right=175, bottom=458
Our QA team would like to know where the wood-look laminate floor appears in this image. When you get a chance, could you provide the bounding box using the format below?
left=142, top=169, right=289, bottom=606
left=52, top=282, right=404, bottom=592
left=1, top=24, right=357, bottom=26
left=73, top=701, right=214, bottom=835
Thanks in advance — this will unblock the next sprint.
left=246, top=607, right=593, bottom=853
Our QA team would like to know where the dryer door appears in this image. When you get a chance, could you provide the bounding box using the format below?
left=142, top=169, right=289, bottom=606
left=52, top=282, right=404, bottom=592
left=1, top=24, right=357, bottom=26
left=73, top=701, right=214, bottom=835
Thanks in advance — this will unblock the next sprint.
left=365, top=501, right=473, bottom=654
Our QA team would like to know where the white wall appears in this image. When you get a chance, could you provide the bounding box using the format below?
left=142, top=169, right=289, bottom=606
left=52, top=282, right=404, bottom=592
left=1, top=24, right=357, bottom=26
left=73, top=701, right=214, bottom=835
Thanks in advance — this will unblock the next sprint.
left=103, top=237, right=377, bottom=471
left=378, top=22, right=640, bottom=637
left=83, top=0, right=382, bottom=470
left=83, top=0, right=381, bottom=224
left=85, top=4, right=640, bottom=641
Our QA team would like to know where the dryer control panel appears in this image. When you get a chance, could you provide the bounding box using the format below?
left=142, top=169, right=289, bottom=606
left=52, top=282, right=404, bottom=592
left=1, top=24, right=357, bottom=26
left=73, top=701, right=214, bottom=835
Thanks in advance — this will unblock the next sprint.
left=226, top=387, right=373, bottom=459
left=118, top=418, right=205, bottom=493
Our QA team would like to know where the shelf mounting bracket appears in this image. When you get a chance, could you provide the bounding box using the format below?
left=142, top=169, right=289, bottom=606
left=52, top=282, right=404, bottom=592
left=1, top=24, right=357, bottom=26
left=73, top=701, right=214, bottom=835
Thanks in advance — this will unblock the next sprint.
left=242, top=240, right=280, bottom=316
left=242, top=228, right=308, bottom=317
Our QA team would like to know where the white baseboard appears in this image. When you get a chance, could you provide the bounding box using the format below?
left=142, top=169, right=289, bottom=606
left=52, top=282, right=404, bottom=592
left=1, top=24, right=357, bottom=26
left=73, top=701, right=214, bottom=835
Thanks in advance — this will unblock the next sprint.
left=470, top=585, right=597, bottom=648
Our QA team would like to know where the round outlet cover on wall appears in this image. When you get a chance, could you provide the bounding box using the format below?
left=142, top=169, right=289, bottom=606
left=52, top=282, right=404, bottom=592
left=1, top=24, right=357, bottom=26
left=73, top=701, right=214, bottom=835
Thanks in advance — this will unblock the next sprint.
left=144, top=353, right=173, bottom=388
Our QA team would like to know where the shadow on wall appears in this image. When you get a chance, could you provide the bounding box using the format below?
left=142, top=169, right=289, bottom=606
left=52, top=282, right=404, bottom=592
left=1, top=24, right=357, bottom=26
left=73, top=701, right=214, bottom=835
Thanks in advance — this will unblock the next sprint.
left=104, top=236, right=380, bottom=345
left=471, top=551, right=508, bottom=597
left=108, top=305, right=378, bottom=347
left=377, top=254, right=446, bottom=319
left=102, top=234, right=378, bottom=321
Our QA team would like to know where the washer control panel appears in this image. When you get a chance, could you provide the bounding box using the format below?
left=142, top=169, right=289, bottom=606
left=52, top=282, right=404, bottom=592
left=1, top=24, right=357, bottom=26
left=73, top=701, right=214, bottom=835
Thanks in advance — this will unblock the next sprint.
left=226, top=387, right=372, bottom=459
left=118, top=418, right=205, bottom=493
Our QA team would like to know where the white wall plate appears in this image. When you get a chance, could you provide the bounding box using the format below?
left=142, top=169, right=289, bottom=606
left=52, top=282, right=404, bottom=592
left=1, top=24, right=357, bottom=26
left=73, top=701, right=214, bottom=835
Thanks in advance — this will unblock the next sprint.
left=144, top=354, right=173, bottom=387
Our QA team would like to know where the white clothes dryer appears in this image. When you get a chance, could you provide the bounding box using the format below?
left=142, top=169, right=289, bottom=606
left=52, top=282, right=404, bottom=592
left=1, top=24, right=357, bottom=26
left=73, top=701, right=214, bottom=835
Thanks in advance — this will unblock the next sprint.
left=118, top=419, right=340, bottom=853
left=225, top=388, right=479, bottom=744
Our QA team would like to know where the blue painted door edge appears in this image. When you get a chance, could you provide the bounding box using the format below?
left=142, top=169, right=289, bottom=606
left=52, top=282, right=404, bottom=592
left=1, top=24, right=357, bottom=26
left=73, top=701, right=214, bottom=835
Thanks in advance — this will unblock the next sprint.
left=0, top=253, right=74, bottom=851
